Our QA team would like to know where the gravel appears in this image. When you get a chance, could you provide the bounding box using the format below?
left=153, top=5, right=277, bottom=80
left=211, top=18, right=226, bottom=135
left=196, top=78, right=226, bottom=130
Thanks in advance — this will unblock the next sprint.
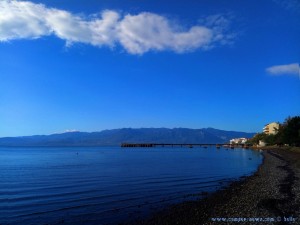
left=131, top=150, right=300, bottom=225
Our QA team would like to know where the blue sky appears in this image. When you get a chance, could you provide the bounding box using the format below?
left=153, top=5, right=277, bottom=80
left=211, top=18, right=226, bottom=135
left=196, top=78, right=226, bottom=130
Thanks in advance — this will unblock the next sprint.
left=0, top=0, right=299, bottom=137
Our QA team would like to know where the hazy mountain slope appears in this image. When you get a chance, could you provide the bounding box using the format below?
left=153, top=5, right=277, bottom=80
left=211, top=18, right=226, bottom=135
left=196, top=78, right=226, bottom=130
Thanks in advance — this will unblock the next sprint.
left=0, top=128, right=256, bottom=146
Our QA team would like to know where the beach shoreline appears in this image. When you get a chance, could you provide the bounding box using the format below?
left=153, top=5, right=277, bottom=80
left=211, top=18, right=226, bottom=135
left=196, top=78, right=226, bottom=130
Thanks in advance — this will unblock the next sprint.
left=131, top=148, right=300, bottom=225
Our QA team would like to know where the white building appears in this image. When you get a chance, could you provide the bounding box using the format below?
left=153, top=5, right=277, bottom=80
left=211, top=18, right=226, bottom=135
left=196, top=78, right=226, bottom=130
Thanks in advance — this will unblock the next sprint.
left=259, top=140, right=266, bottom=147
left=230, top=138, right=249, bottom=144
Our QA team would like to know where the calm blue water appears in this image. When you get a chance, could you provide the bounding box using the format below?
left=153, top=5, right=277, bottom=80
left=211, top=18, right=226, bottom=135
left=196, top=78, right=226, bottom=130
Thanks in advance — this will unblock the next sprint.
left=0, top=146, right=263, bottom=225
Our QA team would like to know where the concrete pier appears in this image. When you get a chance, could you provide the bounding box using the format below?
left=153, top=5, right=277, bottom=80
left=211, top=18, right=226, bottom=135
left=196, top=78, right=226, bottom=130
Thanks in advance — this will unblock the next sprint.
left=121, top=143, right=250, bottom=148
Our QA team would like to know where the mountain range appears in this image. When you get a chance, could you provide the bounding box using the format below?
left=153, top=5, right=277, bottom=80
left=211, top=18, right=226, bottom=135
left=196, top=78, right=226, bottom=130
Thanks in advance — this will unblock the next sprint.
left=0, top=128, right=256, bottom=147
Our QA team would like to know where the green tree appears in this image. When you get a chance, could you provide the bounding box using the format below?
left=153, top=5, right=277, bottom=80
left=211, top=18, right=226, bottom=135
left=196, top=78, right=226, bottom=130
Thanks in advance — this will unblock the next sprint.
left=248, top=132, right=267, bottom=145
left=279, top=116, right=300, bottom=146
left=264, top=134, right=276, bottom=145
left=248, top=115, right=300, bottom=146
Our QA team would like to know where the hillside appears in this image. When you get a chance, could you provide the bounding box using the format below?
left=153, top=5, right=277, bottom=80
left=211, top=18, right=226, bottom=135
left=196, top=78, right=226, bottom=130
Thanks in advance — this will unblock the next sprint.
left=0, top=128, right=256, bottom=147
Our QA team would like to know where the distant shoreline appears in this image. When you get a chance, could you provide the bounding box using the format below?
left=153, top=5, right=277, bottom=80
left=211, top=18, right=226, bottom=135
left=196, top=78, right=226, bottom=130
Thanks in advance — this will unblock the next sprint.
left=132, top=148, right=300, bottom=225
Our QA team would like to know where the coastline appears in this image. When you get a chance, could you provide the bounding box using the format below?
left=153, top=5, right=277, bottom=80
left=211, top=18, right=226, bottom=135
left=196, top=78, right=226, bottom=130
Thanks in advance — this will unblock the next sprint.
left=131, top=148, right=300, bottom=225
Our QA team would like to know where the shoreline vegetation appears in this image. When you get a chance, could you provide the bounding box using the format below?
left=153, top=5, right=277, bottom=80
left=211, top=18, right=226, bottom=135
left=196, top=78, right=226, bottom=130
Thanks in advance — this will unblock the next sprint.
left=130, top=147, right=300, bottom=225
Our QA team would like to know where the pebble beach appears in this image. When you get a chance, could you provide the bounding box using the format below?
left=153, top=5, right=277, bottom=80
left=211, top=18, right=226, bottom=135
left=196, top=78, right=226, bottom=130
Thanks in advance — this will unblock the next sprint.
left=133, top=149, right=300, bottom=225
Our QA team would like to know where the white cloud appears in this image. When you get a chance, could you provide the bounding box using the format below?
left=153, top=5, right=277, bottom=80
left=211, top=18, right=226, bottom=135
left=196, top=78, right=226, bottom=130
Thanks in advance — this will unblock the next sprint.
left=0, top=1, right=50, bottom=40
left=0, top=0, right=233, bottom=54
left=117, top=13, right=214, bottom=54
left=46, top=9, right=120, bottom=47
left=52, top=129, right=80, bottom=134
left=64, top=129, right=79, bottom=133
left=266, top=63, right=299, bottom=76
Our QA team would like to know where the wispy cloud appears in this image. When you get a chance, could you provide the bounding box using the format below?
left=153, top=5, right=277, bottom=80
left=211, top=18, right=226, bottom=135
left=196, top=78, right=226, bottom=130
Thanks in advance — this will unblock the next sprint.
left=272, top=0, right=300, bottom=12
left=0, top=0, right=234, bottom=54
left=266, top=63, right=299, bottom=76
left=53, top=129, right=80, bottom=134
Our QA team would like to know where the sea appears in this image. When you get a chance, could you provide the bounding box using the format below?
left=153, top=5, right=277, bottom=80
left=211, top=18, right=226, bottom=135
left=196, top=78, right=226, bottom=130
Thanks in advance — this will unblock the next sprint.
left=0, top=146, right=263, bottom=225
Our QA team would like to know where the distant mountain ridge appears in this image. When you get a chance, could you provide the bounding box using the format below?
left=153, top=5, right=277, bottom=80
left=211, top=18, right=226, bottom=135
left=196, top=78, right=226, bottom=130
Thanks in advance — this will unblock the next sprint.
left=0, top=128, right=256, bottom=147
